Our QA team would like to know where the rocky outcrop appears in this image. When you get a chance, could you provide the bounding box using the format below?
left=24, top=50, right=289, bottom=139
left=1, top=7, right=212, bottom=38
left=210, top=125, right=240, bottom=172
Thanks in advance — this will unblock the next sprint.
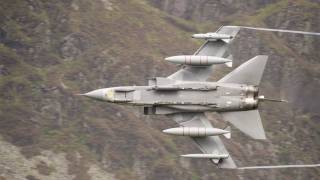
left=0, top=136, right=74, bottom=180
left=0, top=0, right=319, bottom=179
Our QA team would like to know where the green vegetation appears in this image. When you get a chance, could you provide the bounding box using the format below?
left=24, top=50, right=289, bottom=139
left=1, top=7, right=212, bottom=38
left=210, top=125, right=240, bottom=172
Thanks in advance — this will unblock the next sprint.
left=248, top=0, right=289, bottom=25
left=0, top=0, right=319, bottom=179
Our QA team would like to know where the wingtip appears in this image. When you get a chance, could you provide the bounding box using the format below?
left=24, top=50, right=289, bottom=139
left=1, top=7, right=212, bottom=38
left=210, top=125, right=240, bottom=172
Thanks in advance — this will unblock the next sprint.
left=217, top=157, right=238, bottom=169
left=253, top=55, right=268, bottom=60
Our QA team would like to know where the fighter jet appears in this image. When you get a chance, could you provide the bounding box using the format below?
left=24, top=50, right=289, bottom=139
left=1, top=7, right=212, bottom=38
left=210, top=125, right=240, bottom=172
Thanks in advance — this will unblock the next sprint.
left=79, top=26, right=305, bottom=169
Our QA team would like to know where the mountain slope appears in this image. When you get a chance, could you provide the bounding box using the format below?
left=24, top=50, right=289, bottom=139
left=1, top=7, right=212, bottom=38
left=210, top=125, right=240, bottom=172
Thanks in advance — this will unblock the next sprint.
left=0, top=0, right=319, bottom=179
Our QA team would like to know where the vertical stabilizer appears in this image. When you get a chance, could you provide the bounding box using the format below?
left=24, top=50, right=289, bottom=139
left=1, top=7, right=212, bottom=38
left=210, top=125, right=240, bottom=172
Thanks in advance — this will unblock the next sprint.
left=218, top=55, right=268, bottom=85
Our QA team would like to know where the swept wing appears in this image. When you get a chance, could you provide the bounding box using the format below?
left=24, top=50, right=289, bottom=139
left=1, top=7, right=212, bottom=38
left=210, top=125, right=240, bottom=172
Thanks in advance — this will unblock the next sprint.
left=168, top=26, right=240, bottom=81
left=165, top=26, right=241, bottom=168
left=169, top=113, right=237, bottom=169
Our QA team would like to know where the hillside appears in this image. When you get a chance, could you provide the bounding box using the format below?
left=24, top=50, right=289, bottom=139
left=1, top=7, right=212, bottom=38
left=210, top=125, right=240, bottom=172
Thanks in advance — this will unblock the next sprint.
left=0, top=0, right=319, bottom=179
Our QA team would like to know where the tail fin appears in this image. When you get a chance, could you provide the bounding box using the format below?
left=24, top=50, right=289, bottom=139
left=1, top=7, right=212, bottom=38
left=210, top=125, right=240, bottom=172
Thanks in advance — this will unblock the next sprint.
left=220, top=110, right=266, bottom=139
left=218, top=55, right=268, bottom=85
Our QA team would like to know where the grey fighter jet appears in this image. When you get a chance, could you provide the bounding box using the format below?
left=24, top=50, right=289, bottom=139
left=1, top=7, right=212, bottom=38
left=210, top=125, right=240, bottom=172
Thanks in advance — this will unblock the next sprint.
left=80, top=26, right=284, bottom=169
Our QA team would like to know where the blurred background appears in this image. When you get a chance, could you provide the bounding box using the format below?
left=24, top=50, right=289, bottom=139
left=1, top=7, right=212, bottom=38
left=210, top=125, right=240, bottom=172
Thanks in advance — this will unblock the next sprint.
left=0, top=0, right=319, bottom=179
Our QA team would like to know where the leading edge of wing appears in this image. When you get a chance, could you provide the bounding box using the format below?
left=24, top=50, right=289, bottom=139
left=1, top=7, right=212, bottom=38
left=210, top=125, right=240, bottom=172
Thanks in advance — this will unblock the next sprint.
left=169, top=113, right=237, bottom=169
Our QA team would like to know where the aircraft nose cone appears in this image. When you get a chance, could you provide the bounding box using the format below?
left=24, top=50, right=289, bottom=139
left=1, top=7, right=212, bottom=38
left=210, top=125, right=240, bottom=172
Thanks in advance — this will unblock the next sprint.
left=82, top=89, right=105, bottom=100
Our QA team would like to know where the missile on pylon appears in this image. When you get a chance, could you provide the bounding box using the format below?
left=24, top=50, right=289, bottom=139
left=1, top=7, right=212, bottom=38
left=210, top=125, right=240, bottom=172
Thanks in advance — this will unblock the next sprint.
left=165, top=55, right=232, bottom=66
left=192, top=33, right=233, bottom=40
left=162, top=127, right=230, bottom=138
left=181, top=154, right=229, bottom=159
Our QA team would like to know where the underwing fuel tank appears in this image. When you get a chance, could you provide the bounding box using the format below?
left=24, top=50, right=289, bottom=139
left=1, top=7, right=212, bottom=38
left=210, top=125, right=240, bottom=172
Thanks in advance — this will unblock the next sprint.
left=165, top=55, right=231, bottom=66
left=162, top=127, right=230, bottom=138
left=181, top=154, right=229, bottom=159
left=192, top=33, right=233, bottom=40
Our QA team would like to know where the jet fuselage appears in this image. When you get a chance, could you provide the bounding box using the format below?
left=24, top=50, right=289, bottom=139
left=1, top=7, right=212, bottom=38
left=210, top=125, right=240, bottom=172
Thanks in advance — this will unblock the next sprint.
left=83, top=80, right=259, bottom=115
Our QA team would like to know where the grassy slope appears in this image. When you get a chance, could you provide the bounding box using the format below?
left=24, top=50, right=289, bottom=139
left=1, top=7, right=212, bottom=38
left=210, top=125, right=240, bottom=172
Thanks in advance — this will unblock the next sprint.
left=0, top=0, right=319, bottom=179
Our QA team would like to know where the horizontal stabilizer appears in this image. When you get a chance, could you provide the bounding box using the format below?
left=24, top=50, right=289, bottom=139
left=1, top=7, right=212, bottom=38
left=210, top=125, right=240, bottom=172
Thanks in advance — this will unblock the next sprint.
left=220, top=110, right=266, bottom=139
left=218, top=55, right=268, bottom=85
